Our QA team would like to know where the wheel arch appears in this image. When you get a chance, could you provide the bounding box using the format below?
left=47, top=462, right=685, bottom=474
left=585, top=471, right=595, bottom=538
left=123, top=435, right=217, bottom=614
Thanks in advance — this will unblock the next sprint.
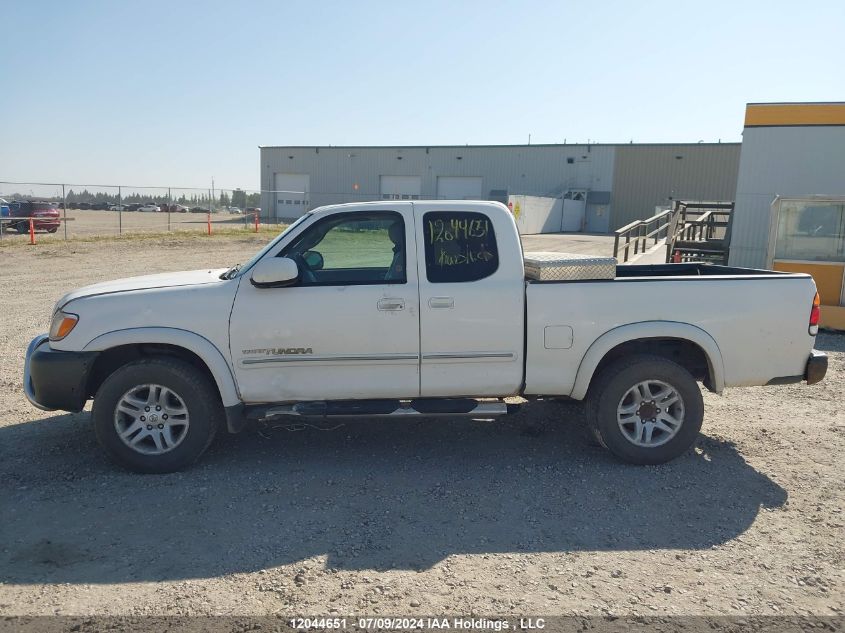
left=570, top=321, right=725, bottom=400
left=83, top=327, right=240, bottom=408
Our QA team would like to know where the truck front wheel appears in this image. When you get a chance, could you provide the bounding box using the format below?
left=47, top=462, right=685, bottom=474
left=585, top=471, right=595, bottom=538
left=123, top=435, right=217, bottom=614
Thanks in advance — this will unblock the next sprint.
left=92, top=358, right=222, bottom=473
left=585, top=355, right=704, bottom=464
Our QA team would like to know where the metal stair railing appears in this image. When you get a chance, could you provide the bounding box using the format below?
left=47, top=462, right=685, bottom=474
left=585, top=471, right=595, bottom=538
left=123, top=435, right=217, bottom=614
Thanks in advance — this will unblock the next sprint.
left=665, top=201, right=734, bottom=263
left=612, top=209, right=673, bottom=263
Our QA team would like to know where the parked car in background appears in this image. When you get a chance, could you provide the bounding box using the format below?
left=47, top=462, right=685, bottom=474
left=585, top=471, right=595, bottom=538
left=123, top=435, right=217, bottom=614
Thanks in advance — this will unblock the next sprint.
left=76, top=202, right=91, bottom=210
left=127, top=204, right=142, bottom=212
left=228, top=206, right=242, bottom=214
left=9, top=200, right=61, bottom=233
left=169, top=204, right=190, bottom=213
left=245, top=207, right=261, bottom=217
left=189, top=206, right=210, bottom=213
left=91, top=202, right=111, bottom=211
left=109, top=204, right=128, bottom=211
left=138, top=203, right=159, bottom=213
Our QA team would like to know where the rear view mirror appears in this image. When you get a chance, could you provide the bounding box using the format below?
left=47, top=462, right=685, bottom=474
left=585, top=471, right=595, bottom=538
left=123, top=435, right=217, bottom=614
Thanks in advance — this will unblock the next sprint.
left=303, top=250, right=324, bottom=271
left=250, top=257, right=299, bottom=288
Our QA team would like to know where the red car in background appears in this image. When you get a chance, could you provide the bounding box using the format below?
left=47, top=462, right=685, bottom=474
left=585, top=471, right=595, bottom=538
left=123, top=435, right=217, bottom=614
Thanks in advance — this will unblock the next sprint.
left=10, top=201, right=61, bottom=233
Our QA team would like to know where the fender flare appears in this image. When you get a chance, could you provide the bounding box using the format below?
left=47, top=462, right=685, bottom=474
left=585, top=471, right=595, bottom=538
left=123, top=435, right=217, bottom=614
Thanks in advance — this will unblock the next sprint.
left=569, top=321, right=725, bottom=400
left=83, top=327, right=241, bottom=407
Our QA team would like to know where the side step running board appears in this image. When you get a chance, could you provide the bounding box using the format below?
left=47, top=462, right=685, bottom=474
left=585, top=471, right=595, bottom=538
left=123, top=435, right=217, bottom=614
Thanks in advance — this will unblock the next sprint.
left=248, top=398, right=520, bottom=421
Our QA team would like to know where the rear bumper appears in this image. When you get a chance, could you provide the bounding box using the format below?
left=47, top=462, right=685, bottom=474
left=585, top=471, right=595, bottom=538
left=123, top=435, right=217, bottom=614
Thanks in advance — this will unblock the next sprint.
left=764, top=350, right=828, bottom=386
left=805, top=349, right=828, bottom=385
left=24, top=335, right=99, bottom=412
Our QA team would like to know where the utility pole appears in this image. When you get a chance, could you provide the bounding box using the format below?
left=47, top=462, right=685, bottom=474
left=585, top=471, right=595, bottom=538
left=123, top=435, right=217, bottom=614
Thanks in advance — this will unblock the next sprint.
left=62, top=184, right=67, bottom=240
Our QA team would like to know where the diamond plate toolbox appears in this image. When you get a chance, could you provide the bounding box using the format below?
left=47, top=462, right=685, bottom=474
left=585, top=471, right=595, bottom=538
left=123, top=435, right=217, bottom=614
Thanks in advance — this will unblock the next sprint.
left=523, top=251, right=617, bottom=281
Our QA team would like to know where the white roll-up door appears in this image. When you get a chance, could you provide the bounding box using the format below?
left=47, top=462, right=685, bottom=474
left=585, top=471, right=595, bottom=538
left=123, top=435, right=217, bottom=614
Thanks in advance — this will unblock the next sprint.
left=379, top=175, right=422, bottom=200
left=436, top=176, right=483, bottom=200
left=274, top=173, right=310, bottom=217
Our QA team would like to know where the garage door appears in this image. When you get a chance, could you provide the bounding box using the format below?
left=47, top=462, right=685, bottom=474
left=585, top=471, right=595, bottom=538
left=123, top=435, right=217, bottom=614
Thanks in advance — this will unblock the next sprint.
left=436, top=176, right=483, bottom=200
left=274, top=173, right=310, bottom=218
left=380, top=175, right=421, bottom=200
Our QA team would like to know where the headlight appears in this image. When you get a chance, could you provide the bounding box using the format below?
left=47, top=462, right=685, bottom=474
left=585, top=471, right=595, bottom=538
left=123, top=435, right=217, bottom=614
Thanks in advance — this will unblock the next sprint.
left=49, top=311, right=79, bottom=341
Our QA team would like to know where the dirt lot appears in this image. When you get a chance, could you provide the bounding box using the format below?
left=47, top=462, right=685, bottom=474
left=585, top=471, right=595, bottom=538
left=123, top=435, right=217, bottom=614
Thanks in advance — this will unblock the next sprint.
left=0, top=235, right=843, bottom=618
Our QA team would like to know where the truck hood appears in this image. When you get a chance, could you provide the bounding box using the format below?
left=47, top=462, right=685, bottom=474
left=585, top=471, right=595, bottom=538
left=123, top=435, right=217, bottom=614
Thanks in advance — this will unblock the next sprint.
left=55, top=268, right=229, bottom=311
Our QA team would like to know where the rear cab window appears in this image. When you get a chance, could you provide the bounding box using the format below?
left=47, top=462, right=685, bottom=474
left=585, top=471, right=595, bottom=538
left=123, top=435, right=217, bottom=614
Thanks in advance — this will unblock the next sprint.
left=423, top=211, right=499, bottom=283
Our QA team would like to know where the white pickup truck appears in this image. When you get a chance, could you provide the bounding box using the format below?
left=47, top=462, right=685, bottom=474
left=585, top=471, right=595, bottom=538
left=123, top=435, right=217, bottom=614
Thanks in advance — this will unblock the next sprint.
left=24, top=201, right=827, bottom=473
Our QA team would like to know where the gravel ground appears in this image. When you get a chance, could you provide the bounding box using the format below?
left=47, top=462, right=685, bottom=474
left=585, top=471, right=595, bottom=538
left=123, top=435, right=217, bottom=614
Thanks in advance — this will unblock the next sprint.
left=0, top=236, right=843, bottom=618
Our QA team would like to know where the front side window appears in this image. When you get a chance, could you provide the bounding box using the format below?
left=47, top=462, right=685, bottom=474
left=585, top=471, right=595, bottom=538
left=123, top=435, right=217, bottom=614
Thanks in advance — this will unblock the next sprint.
left=423, top=211, right=499, bottom=283
left=282, top=212, right=406, bottom=285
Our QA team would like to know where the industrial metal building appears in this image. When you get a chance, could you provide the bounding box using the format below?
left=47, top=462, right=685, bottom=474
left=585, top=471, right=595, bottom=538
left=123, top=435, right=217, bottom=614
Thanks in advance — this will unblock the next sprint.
left=729, top=102, right=845, bottom=329
left=259, top=142, right=740, bottom=232
left=730, top=102, right=845, bottom=268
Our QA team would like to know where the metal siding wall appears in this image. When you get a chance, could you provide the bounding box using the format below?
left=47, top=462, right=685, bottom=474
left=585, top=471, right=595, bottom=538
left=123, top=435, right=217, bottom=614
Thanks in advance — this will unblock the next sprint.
left=261, top=145, right=616, bottom=220
left=729, top=127, right=845, bottom=268
left=611, top=144, right=741, bottom=230
left=262, top=144, right=740, bottom=231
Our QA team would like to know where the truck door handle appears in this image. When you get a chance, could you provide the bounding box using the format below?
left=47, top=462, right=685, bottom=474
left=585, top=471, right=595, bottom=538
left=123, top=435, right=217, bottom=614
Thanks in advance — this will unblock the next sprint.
left=428, top=296, right=454, bottom=309
left=378, top=298, right=405, bottom=311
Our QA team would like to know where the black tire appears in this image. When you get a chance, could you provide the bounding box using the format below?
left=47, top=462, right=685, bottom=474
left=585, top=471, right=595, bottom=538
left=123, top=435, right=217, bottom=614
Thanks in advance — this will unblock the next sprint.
left=92, top=357, right=222, bottom=473
left=47, top=227, right=58, bottom=233
left=585, top=354, right=703, bottom=465
left=15, top=221, right=29, bottom=233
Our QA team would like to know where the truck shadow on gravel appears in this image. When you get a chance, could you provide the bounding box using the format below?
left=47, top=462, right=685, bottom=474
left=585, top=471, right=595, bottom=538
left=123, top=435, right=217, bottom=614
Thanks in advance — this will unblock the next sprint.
left=0, top=401, right=787, bottom=584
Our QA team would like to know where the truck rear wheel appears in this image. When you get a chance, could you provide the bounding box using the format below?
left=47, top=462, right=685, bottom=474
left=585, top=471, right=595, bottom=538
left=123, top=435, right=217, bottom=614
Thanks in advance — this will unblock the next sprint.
left=92, top=358, right=222, bottom=473
left=585, top=355, right=703, bottom=464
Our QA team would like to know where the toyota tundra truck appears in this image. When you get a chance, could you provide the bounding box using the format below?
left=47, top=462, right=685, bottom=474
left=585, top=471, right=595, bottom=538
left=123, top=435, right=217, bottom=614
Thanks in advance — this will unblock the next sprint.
left=24, top=201, right=827, bottom=473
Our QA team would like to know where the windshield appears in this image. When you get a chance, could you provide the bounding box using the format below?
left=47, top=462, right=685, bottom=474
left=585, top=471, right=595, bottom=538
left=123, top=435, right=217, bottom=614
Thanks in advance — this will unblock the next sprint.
left=222, top=214, right=311, bottom=279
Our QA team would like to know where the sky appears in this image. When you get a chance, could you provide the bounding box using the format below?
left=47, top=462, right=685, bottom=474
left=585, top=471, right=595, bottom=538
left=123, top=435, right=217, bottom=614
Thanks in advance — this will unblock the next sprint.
left=1, top=0, right=843, bottom=191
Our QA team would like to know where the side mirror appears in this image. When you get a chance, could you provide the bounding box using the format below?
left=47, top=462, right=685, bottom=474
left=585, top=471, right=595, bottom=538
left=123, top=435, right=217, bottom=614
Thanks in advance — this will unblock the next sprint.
left=303, top=250, right=324, bottom=271
left=250, top=257, right=299, bottom=288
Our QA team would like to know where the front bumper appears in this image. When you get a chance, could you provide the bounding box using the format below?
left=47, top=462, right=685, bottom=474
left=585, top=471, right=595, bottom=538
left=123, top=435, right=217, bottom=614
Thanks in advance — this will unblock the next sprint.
left=34, top=220, right=61, bottom=230
left=805, top=349, right=828, bottom=385
left=24, top=334, right=99, bottom=412
left=32, top=216, right=61, bottom=228
left=12, top=217, right=60, bottom=230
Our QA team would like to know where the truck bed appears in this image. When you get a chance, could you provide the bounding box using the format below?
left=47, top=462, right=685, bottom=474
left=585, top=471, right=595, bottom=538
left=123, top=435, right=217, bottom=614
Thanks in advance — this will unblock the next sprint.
left=524, top=263, right=817, bottom=397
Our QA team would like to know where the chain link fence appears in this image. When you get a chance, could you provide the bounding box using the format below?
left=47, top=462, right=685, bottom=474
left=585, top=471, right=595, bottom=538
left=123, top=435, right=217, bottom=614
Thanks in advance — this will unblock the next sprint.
left=0, top=180, right=515, bottom=243
left=0, top=182, right=286, bottom=242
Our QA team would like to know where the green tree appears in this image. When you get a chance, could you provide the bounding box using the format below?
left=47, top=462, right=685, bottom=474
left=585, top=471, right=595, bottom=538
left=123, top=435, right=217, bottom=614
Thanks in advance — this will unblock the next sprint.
left=231, top=188, right=247, bottom=209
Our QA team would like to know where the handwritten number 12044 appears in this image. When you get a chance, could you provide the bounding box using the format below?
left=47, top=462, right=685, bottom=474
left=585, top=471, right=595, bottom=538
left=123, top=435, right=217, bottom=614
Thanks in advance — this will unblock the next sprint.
left=428, top=218, right=489, bottom=244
